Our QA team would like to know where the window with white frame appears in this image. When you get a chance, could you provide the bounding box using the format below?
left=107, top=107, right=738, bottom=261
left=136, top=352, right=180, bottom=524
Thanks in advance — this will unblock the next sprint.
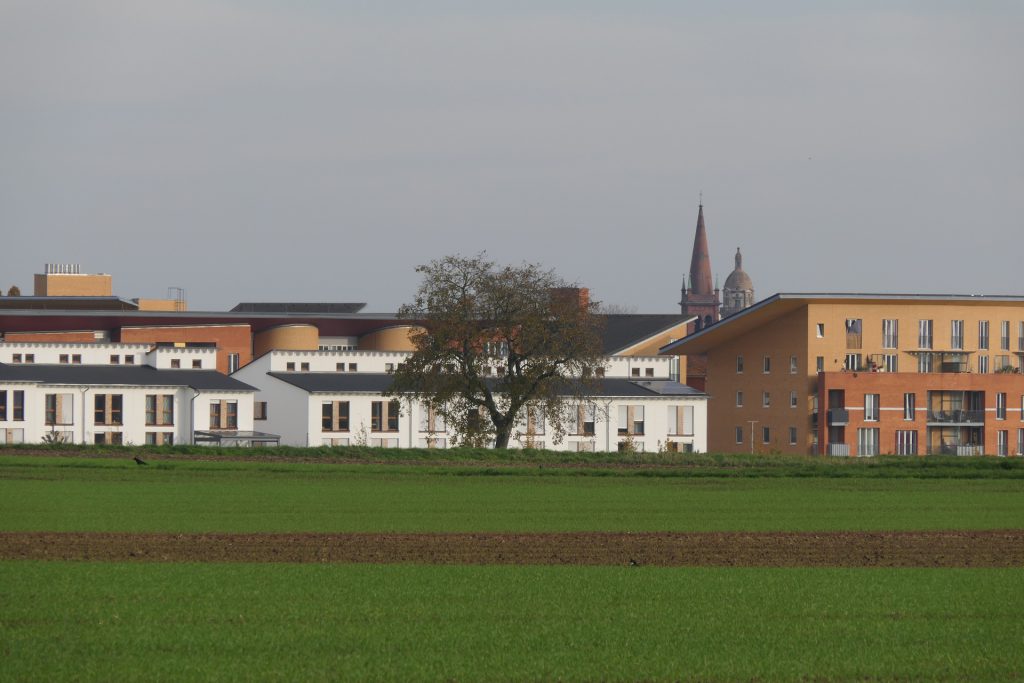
left=371, top=400, right=400, bottom=432
left=883, top=354, right=898, bottom=373
left=763, top=356, right=771, bottom=373
left=882, top=319, right=898, bottom=349
left=736, top=355, right=744, bottom=373
left=1018, top=428, right=1024, bottom=456
left=420, top=406, right=447, bottom=433
left=978, top=320, right=990, bottom=350
left=858, top=428, right=880, bottom=456
left=978, top=355, right=989, bottom=374
left=322, top=401, right=350, bottom=432
left=845, top=319, right=863, bottom=349
left=994, top=355, right=1010, bottom=372
left=762, top=391, right=771, bottom=408
left=997, top=430, right=1008, bottom=457
left=736, top=391, right=744, bottom=407
left=790, top=391, right=798, bottom=408
left=816, top=356, right=824, bottom=373
left=1019, top=321, right=1024, bottom=351
left=895, top=430, right=918, bottom=455
left=45, top=393, right=74, bottom=426
left=951, top=320, right=964, bottom=350
left=1000, top=321, right=1010, bottom=350
left=668, top=405, right=694, bottom=436
left=790, top=356, right=798, bottom=374
left=917, top=353, right=933, bottom=373
left=94, top=394, right=123, bottom=426
left=918, top=319, right=933, bottom=349
left=864, top=394, right=879, bottom=422
left=145, top=395, right=174, bottom=426
left=788, top=427, right=797, bottom=445
left=735, top=426, right=743, bottom=444
left=617, top=405, right=644, bottom=436
left=997, top=393, right=1007, bottom=420
left=844, top=353, right=861, bottom=371
left=816, top=323, right=824, bottom=338
left=762, top=426, right=771, bottom=444
left=903, top=393, right=915, bottom=421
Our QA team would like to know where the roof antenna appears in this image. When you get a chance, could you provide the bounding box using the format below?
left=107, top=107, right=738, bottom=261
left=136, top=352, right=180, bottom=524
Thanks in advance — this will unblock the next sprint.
left=699, top=190, right=703, bottom=206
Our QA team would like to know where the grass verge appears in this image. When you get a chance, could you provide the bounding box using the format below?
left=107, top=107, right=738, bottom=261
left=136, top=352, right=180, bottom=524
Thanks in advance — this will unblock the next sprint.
left=1, top=456, right=1022, bottom=533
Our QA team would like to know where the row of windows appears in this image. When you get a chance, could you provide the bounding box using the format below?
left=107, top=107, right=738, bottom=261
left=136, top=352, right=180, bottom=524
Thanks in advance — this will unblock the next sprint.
left=8, top=353, right=206, bottom=368
left=735, top=425, right=800, bottom=446
left=838, top=428, right=1024, bottom=457
left=737, top=355, right=800, bottom=374
left=847, top=392, right=1022, bottom=421
left=322, top=400, right=402, bottom=432
left=829, top=319, right=1024, bottom=352
left=736, top=391, right=801, bottom=408
left=1, top=392, right=177, bottom=427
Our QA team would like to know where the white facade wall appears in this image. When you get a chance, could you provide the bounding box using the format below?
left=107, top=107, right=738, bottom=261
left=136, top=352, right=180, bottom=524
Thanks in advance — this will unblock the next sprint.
left=0, top=384, right=254, bottom=445
left=0, top=342, right=152, bottom=366
left=257, top=386, right=706, bottom=453
left=0, top=342, right=216, bottom=370
left=233, top=350, right=707, bottom=451
left=604, top=355, right=676, bottom=379
left=267, top=349, right=410, bottom=374
left=146, top=347, right=217, bottom=370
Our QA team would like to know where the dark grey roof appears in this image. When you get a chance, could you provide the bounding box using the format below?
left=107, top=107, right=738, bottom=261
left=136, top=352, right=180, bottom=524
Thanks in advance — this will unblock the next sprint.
left=268, top=372, right=704, bottom=398
left=599, top=314, right=694, bottom=354
left=269, top=372, right=396, bottom=393
left=231, top=302, right=366, bottom=314
left=0, top=296, right=138, bottom=311
left=0, top=363, right=256, bottom=391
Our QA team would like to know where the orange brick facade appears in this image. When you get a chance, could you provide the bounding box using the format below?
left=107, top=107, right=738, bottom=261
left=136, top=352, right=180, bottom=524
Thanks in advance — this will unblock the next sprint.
left=119, top=325, right=252, bottom=374
left=818, top=371, right=1024, bottom=456
left=4, top=331, right=99, bottom=343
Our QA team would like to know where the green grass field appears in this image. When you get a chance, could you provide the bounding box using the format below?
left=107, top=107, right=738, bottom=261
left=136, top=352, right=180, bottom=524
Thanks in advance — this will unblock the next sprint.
left=3, top=453, right=1023, bottom=681
left=2, top=563, right=1022, bottom=682
left=1, top=455, right=1023, bottom=533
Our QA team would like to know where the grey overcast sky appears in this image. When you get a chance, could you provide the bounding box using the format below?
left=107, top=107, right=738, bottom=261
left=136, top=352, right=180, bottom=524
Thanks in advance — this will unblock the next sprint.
left=1, top=2, right=1021, bottom=312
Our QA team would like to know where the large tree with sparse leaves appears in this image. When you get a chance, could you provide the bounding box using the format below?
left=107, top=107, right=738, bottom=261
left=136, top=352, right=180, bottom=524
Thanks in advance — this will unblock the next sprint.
left=388, top=253, right=606, bottom=449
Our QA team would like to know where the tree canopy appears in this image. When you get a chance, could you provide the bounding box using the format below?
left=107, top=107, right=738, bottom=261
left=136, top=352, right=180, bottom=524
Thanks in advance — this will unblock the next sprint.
left=388, top=253, right=605, bottom=449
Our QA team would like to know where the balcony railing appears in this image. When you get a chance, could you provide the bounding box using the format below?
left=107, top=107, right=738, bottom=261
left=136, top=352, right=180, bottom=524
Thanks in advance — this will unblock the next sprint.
left=826, top=443, right=851, bottom=456
left=926, top=410, right=985, bottom=424
left=934, top=444, right=984, bottom=456
left=827, top=409, right=849, bottom=425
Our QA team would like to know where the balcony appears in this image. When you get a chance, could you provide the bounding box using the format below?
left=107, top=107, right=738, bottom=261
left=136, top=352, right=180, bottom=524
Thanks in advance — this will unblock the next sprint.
left=827, top=409, right=849, bottom=425
left=826, top=443, right=851, bottom=456
left=934, top=444, right=984, bottom=456
left=926, top=410, right=985, bottom=425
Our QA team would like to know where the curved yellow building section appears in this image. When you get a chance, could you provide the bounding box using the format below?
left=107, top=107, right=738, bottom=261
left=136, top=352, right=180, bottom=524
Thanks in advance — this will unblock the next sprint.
left=357, top=325, right=422, bottom=352
left=254, top=324, right=319, bottom=356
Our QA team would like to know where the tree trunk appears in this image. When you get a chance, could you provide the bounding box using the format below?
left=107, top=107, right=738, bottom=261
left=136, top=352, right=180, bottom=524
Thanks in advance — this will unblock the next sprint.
left=493, top=425, right=513, bottom=450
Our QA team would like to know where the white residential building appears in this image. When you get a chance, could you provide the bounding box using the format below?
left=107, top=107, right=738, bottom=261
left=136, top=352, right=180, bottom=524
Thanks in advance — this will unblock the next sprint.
left=0, top=342, right=257, bottom=445
left=233, top=349, right=707, bottom=452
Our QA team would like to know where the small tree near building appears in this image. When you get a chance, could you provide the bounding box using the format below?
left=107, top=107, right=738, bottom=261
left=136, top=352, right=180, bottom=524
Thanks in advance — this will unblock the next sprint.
left=7, top=286, right=20, bottom=296
left=388, top=253, right=605, bottom=449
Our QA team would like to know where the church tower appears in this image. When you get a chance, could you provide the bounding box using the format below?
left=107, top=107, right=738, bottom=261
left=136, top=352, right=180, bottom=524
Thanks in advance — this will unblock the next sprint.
left=679, top=203, right=721, bottom=330
left=721, top=247, right=755, bottom=318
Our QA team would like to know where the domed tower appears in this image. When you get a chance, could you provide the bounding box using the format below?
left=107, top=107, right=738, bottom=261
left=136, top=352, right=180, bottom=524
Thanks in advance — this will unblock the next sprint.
left=678, top=203, right=721, bottom=330
left=721, top=247, right=755, bottom=318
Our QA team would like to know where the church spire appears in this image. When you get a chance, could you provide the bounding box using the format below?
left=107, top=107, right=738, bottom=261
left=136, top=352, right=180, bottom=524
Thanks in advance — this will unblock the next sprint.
left=688, top=204, right=714, bottom=296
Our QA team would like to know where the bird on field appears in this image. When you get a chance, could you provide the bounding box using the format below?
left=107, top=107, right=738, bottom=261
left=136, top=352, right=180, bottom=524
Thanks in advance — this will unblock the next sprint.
left=133, top=455, right=148, bottom=466
left=629, top=558, right=640, bottom=567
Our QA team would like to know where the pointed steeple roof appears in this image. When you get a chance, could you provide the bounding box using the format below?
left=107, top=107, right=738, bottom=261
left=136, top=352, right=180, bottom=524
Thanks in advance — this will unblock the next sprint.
left=688, top=204, right=714, bottom=295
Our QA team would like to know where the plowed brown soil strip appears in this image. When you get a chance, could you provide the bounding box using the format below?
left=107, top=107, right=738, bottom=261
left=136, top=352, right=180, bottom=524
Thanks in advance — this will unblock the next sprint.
left=2, top=530, right=1022, bottom=567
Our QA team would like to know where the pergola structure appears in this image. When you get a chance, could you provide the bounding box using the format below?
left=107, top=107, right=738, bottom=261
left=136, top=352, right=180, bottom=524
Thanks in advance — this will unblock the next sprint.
left=193, top=430, right=281, bottom=447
